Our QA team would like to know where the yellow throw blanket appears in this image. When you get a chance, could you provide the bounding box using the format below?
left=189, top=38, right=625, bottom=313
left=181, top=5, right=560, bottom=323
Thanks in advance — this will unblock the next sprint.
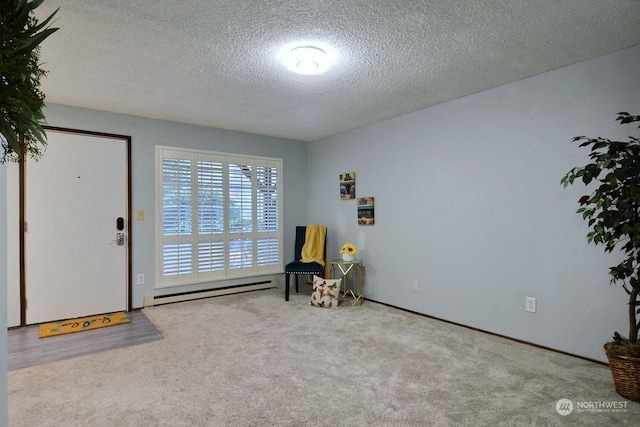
left=301, top=224, right=326, bottom=267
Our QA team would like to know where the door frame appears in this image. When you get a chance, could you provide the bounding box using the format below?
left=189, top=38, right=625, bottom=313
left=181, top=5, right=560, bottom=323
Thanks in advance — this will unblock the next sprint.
left=19, top=126, right=132, bottom=326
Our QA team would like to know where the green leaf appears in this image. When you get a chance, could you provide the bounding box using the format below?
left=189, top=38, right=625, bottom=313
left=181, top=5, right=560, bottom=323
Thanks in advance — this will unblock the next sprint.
left=1, top=0, right=58, bottom=163
left=15, top=27, right=59, bottom=56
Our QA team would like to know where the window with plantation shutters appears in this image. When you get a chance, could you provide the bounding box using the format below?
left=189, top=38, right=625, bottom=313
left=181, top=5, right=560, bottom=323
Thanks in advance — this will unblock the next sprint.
left=156, top=147, right=283, bottom=287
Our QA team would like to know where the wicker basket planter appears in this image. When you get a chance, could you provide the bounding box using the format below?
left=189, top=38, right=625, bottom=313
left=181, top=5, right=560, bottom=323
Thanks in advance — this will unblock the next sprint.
left=605, top=347, right=640, bottom=402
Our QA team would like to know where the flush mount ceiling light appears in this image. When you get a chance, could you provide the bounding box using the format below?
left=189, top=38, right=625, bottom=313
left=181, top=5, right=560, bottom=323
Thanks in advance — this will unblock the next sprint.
left=285, top=46, right=329, bottom=75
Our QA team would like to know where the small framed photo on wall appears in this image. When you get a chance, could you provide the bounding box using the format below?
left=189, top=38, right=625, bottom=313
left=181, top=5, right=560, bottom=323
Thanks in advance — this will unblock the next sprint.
left=340, top=172, right=356, bottom=200
left=358, top=197, right=375, bottom=225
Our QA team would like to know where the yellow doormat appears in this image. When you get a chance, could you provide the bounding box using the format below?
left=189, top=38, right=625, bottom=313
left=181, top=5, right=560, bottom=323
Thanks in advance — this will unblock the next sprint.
left=39, top=312, right=130, bottom=338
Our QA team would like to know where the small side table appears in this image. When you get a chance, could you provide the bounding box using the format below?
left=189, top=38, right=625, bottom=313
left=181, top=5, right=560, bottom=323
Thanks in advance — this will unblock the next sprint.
left=330, top=259, right=365, bottom=305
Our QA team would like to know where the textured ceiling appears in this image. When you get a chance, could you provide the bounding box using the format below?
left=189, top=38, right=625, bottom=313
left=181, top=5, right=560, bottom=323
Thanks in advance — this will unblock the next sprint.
left=35, top=0, right=640, bottom=142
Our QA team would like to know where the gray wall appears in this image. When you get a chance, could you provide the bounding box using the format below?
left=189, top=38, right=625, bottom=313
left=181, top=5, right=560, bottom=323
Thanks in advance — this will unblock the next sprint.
left=1, top=164, right=7, bottom=427
left=5, top=105, right=310, bottom=327
left=307, top=44, right=640, bottom=362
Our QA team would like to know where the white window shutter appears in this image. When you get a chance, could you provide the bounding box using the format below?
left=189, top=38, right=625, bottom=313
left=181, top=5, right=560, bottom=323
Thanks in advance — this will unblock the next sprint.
left=156, top=147, right=282, bottom=287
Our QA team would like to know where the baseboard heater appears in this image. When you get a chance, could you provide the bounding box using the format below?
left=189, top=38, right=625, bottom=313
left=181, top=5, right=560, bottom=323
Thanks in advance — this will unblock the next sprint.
left=143, top=279, right=277, bottom=307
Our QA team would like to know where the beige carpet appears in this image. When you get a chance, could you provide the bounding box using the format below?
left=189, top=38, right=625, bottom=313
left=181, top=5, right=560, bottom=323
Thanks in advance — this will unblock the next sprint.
left=8, top=289, right=639, bottom=426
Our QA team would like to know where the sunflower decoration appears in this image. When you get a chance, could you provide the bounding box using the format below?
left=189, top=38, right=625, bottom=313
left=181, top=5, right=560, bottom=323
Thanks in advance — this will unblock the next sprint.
left=340, top=243, right=358, bottom=260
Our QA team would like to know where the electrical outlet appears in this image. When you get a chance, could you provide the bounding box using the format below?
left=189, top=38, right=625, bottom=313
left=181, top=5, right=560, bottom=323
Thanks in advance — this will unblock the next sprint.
left=525, top=297, right=536, bottom=313
left=412, top=279, right=419, bottom=292
left=137, top=274, right=145, bottom=285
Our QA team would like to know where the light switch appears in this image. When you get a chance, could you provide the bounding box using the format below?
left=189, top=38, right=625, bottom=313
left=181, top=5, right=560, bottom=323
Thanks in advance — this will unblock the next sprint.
left=136, top=210, right=145, bottom=220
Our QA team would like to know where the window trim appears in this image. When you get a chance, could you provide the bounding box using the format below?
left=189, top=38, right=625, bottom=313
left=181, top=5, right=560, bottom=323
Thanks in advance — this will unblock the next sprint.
left=155, top=145, right=283, bottom=289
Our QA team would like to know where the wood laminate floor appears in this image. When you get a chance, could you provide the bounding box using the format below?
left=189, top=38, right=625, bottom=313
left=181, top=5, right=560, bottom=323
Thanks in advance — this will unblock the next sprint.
left=8, top=310, right=163, bottom=371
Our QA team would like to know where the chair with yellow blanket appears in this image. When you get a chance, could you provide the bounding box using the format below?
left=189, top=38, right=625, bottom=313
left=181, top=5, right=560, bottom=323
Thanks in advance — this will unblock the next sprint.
left=284, top=225, right=327, bottom=301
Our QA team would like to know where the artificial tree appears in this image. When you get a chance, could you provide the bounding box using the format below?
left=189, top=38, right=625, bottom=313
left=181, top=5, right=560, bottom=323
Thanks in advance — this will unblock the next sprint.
left=561, top=112, right=640, bottom=358
left=0, top=0, right=58, bottom=163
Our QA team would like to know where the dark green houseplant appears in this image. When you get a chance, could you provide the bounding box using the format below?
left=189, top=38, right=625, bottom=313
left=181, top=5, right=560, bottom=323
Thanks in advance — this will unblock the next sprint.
left=0, top=0, right=58, bottom=163
left=561, top=112, right=640, bottom=401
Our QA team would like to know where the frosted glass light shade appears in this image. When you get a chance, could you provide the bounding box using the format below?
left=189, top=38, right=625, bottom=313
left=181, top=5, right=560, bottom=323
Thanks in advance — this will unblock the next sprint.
left=285, top=46, right=329, bottom=75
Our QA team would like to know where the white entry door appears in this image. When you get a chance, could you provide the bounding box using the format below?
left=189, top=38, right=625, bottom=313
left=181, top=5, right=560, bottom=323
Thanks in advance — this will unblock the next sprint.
left=25, top=129, right=129, bottom=324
